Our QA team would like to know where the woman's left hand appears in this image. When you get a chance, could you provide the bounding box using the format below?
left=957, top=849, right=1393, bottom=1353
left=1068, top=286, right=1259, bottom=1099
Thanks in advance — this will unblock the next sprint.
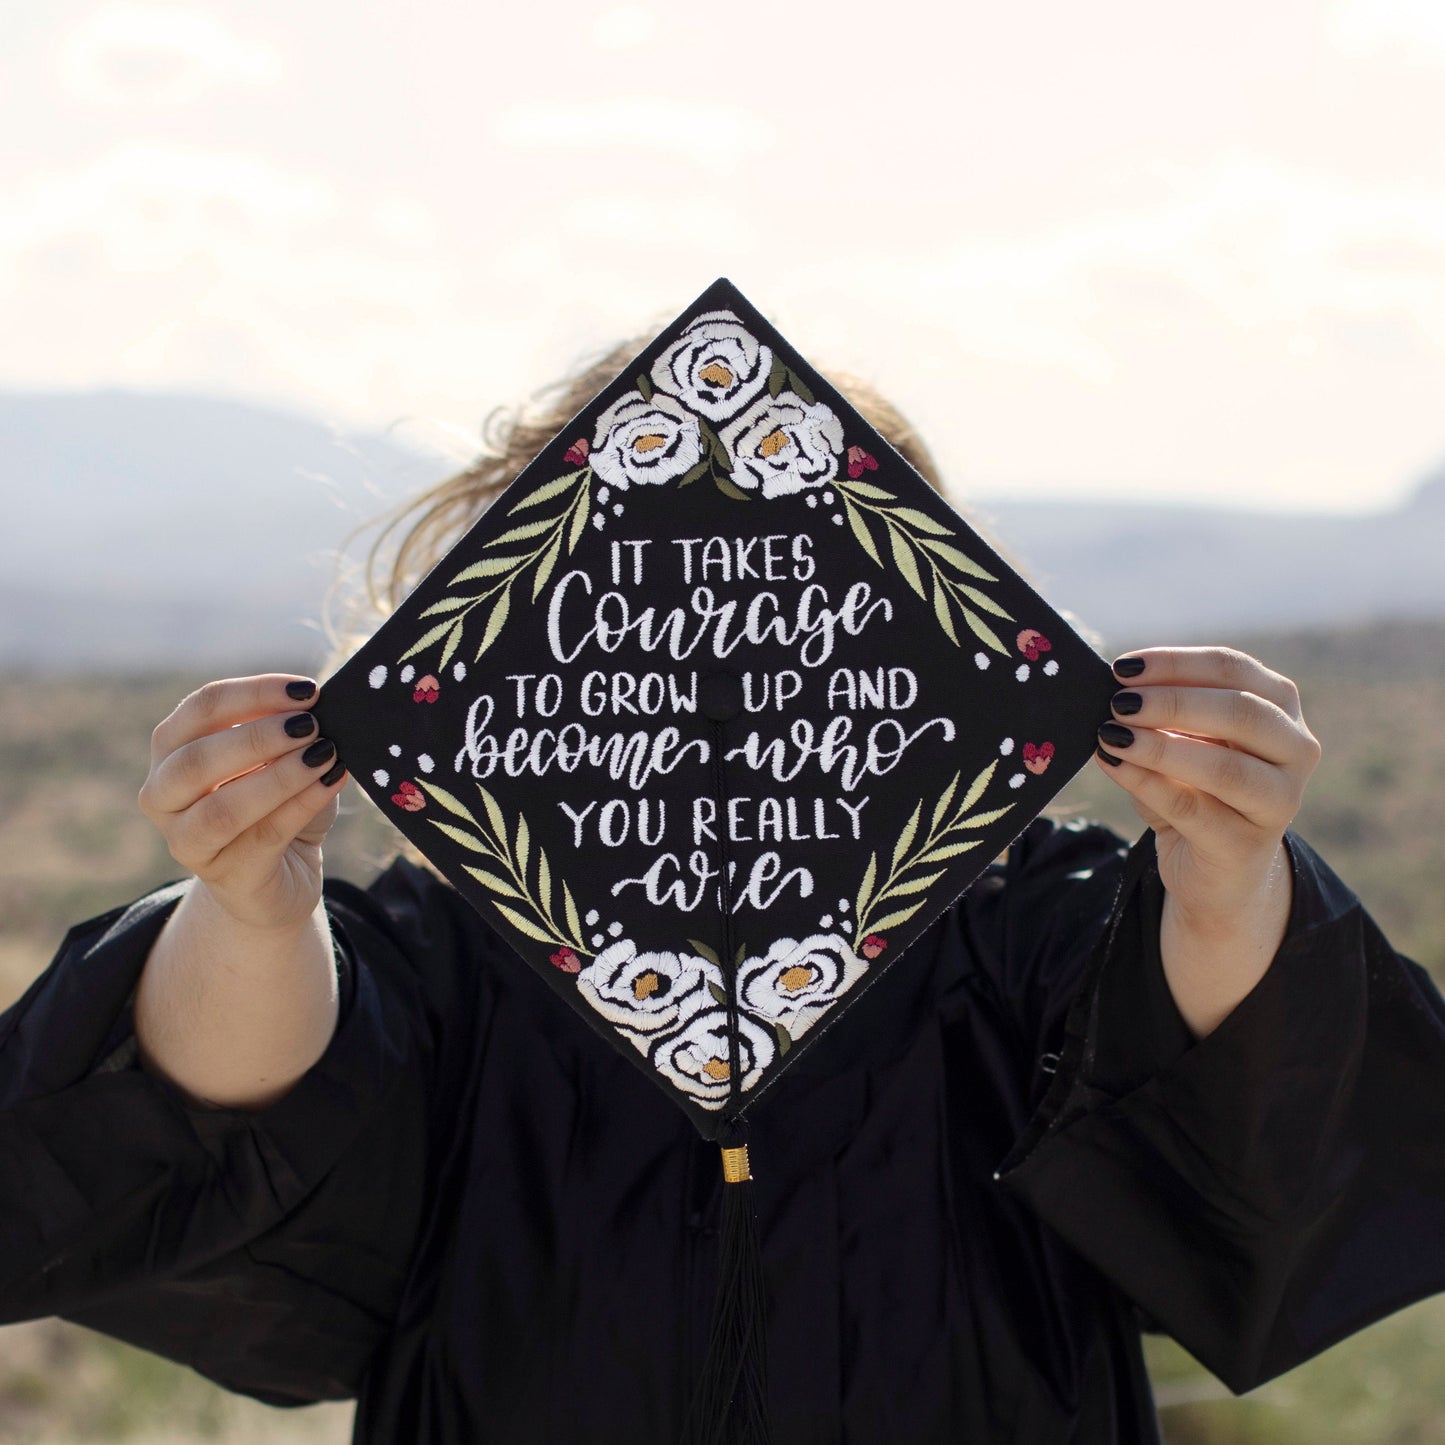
left=1094, top=646, right=1322, bottom=1035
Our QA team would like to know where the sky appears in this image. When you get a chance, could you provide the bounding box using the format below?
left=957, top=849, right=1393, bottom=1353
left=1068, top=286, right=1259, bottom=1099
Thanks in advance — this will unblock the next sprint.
left=2, top=0, right=1443, bottom=512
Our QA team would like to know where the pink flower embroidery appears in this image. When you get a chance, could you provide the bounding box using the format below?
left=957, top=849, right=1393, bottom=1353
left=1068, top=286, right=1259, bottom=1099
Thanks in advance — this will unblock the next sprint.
left=413, top=674, right=440, bottom=704
left=1022, top=742, right=1055, bottom=776
left=1016, top=629, right=1052, bottom=661
left=391, top=780, right=426, bottom=812
left=847, top=445, right=879, bottom=479
left=564, top=437, right=590, bottom=467
left=549, top=947, right=581, bottom=974
left=861, top=934, right=887, bottom=960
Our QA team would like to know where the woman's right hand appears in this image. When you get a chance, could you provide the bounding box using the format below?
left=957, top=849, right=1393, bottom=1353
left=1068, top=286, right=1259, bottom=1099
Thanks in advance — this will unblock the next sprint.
left=138, top=675, right=348, bottom=931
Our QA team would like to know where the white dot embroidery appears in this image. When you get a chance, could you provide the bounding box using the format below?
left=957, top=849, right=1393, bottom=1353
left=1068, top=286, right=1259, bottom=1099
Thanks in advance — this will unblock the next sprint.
left=373, top=770, right=390, bottom=787
left=607, top=921, right=623, bottom=937
left=591, top=933, right=605, bottom=948
left=388, top=744, right=402, bottom=758
left=585, top=909, right=600, bottom=926
left=453, top=662, right=467, bottom=682
left=1009, top=772, right=1027, bottom=789
left=592, top=514, right=605, bottom=530
left=838, top=898, right=850, bottom=913
left=597, top=486, right=611, bottom=506
left=400, top=664, right=416, bottom=684
left=368, top=665, right=388, bottom=689
left=841, top=920, right=853, bottom=934
left=1043, top=660, right=1060, bottom=676
left=823, top=490, right=835, bottom=505
left=418, top=754, right=435, bottom=773
left=974, top=652, right=990, bottom=670
left=999, top=737, right=1015, bottom=756
left=613, top=503, right=625, bottom=517
left=819, top=914, right=834, bottom=929
left=831, top=513, right=844, bottom=525
left=1015, top=664, right=1031, bottom=682
left=805, top=495, right=818, bottom=509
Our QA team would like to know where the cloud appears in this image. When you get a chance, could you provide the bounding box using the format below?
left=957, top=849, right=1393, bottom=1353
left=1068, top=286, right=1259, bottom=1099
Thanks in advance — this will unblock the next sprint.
left=56, top=3, right=282, bottom=106
left=494, top=95, right=777, bottom=175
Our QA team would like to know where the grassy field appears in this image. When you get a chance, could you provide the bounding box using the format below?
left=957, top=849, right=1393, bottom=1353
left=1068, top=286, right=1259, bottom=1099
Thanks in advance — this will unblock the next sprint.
left=2, top=623, right=1443, bottom=1442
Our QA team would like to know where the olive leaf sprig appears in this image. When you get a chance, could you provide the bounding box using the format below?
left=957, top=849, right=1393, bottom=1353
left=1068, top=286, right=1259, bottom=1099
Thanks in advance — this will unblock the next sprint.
left=399, top=465, right=593, bottom=671
left=834, top=476, right=1014, bottom=655
left=422, top=780, right=590, bottom=956
left=854, top=761, right=1015, bottom=938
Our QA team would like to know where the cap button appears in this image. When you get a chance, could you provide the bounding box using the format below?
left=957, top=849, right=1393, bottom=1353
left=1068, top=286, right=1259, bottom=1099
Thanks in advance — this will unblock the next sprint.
left=699, top=671, right=744, bottom=723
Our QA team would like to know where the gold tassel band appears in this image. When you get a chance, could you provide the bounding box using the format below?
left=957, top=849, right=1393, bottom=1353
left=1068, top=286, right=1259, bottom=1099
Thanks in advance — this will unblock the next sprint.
left=720, top=1143, right=752, bottom=1184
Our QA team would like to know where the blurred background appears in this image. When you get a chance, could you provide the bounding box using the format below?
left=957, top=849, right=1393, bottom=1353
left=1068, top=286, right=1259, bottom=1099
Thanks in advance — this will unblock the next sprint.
left=2, top=1, right=1443, bottom=1440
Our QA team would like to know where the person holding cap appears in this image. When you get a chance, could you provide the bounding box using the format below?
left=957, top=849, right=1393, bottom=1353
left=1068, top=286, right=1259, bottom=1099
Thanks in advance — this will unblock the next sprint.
left=2, top=311, right=1443, bottom=1445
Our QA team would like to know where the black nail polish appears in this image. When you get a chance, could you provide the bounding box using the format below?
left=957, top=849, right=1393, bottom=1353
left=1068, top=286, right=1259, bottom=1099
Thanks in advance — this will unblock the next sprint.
left=1095, top=743, right=1123, bottom=768
left=1113, top=657, right=1145, bottom=679
left=319, top=759, right=346, bottom=787
left=284, top=712, right=317, bottom=738
left=301, top=738, right=336, bottom=768
left=1098, top=722, right=1135, bottom=749
left=286, top=679, right=318, bottom=701
left=1111, top=690, right=1143, bottom=717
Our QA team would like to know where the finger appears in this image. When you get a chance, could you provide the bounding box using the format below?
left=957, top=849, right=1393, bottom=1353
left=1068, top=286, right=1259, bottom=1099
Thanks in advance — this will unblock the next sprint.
left=167, top=738, right=341, bottom=870
left=1094, top=746, right=1243, bottom=840
left=208, top=768, right=347, bottom=885
left=1107, top=684, right=1306, bottom=768
left=145, top=709, right=322, bottom=816
left=1111, top=647, right=1301, bottom=720
left=1095, top=723, right=1293, bottom=830
left=151, top=675, right=319, bottom=760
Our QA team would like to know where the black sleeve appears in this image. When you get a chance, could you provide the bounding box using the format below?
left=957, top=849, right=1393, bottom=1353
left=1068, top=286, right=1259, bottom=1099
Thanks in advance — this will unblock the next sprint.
left=996, top=828, right=1445, bottom=1393
left=0, top=863, right=462, bottom=1406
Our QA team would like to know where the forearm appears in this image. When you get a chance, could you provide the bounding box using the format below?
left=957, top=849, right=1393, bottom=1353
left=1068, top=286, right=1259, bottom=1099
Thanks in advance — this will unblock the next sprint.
left=1159, top=839, right=1293, bottom=1039
left=134, top=880, right=339, bottom=1110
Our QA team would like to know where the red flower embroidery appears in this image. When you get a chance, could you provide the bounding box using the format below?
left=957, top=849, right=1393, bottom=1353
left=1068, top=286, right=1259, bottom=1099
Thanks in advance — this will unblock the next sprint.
left=564, top=437, right=590, bottom=467
left=847, top=445, right=879, bottom=480
left=391, top=780, right=426, bottom=812
left=860, top=934, right=887, bottom=960
left=412, top=673, right=440, bottom=704
left=549, top=947, right=581, bottom=974
left=1022, top=741, right=1055, bottom=776
left=1016, top=629, right=1052, bottom=661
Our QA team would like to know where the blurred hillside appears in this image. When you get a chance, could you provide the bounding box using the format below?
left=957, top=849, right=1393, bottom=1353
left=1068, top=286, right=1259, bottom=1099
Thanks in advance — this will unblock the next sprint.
left=1, top=389, right=1442, bottom=670
left=0, top=621, right=1443, bottom=1442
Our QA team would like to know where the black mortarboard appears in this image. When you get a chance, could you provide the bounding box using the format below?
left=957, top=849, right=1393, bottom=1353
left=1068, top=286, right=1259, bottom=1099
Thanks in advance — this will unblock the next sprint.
left=315, top=279, right=1114, bottom=1442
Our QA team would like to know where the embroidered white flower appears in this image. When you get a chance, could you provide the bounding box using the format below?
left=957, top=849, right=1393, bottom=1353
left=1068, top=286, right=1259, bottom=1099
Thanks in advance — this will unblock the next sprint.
left=649, top=310, right=772, bottom=423
left=575, top=940, right=719, bottom=1051
left=650, top=1007, right=776, bottom=1107
left=590, top=392, right=704, bottom=490
left=737, top=933, right=868, bottom=1039
left=719, top=392, right=844, bottom=499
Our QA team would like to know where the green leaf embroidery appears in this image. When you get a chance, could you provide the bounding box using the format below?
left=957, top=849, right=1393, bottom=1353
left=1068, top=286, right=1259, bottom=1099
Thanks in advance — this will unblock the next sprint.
left=787, top=370, right=815, bottom=405
left=960, top=762, right=998, bottom=811
left=956, top=583, right=1011, bottom=619
left=487, top=515, right=563, bottom=549
left=474, top=591, right=512, bottom=660
left=839, top=479, right=895, bottom=502
left=437, top=618, right=464, bottom=671
left=422, top=781, right=480, bottom=826
left=536, top=848, right=553, bottom=916
left=447, top=554, right=529, bottom=585
left=678, top=457, right=711, bottom=487
left=889, top=526, right=926, bottom=600
left=933, top=580, right=960, bottom=644
left=962, top=608, right=1006, bottom=654
left=637, top=372, right=654, bottom=401
left=888, top=505, right=950, bottom=535
left=398, top=616, right=459, bottom=663
left=531, top=531, right=564, bottom=600
left=419, top=592, right=485, bottom=619
left=767, top=357, right=787, bottom=398
left=430, top=820, right=489, bottom=853
left=775, top=1022, right=792, bottom=1057
left=494, top=900, right=557, bottom=945
left=563, top=882, right=583, bottom=948
left=515, top=812, right=531, bottom=876
left=716, top=475, right=751, bottom=502
left=567, top=485, right=591, bottom=552
left=864, top=902, right=927, bottom=935
left=917, top=537, right=998, bottom=581
left=688, top=938, right=722, bottom=968
left=461, top=864, right=524, bottom=899
left=885, top=869, right=946, bottom=897
left=478, top=785, right=508, bottom=842
left=914, top=839, right=985, bottom=867
left=930, top=773, right=960, bottom=834
left=891, top=801, right=922, bottom=871
left=708, top=980, right=728, bottom=1006
left=846, top=500, right=882, bottom=567
left=508, top=466, right=585, bottom=513
left=855, top=851, right=878, bottom=920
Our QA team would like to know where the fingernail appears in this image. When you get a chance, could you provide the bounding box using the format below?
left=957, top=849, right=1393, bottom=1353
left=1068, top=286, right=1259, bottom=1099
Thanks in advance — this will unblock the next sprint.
left=1113, top=657, right=1145, bottom=679
left=302, top=738, right=336, bottom=768
left=284, top=712, right=317, bottom=738
left=1111, top=690, right=1143, bottom=717
left=286, top=679, right=318, bottom=701
left=1098, top=722, right=1135, bottom=749
left=1095, top=743, right=1123, bottom=768
left=319, top=759, right=346, bottom=787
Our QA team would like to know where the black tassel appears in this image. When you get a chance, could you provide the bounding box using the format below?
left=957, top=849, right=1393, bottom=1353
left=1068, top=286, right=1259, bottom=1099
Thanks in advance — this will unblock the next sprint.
left=679, top=1126, right=772, bottom=1445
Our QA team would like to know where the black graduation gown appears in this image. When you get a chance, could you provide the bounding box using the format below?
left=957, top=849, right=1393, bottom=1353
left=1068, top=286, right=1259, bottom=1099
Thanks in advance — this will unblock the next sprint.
left=2, top=819, right=1443, bottom=1444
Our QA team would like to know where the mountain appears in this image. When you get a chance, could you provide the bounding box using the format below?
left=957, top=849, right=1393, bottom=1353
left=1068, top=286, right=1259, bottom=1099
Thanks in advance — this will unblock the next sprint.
left=1, top=389, right=1440, bottom=668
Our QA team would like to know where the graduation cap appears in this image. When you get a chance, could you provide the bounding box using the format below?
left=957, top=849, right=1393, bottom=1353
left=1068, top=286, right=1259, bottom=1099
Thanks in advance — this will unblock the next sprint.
left=315, top=279, right=1114, bottom=1442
